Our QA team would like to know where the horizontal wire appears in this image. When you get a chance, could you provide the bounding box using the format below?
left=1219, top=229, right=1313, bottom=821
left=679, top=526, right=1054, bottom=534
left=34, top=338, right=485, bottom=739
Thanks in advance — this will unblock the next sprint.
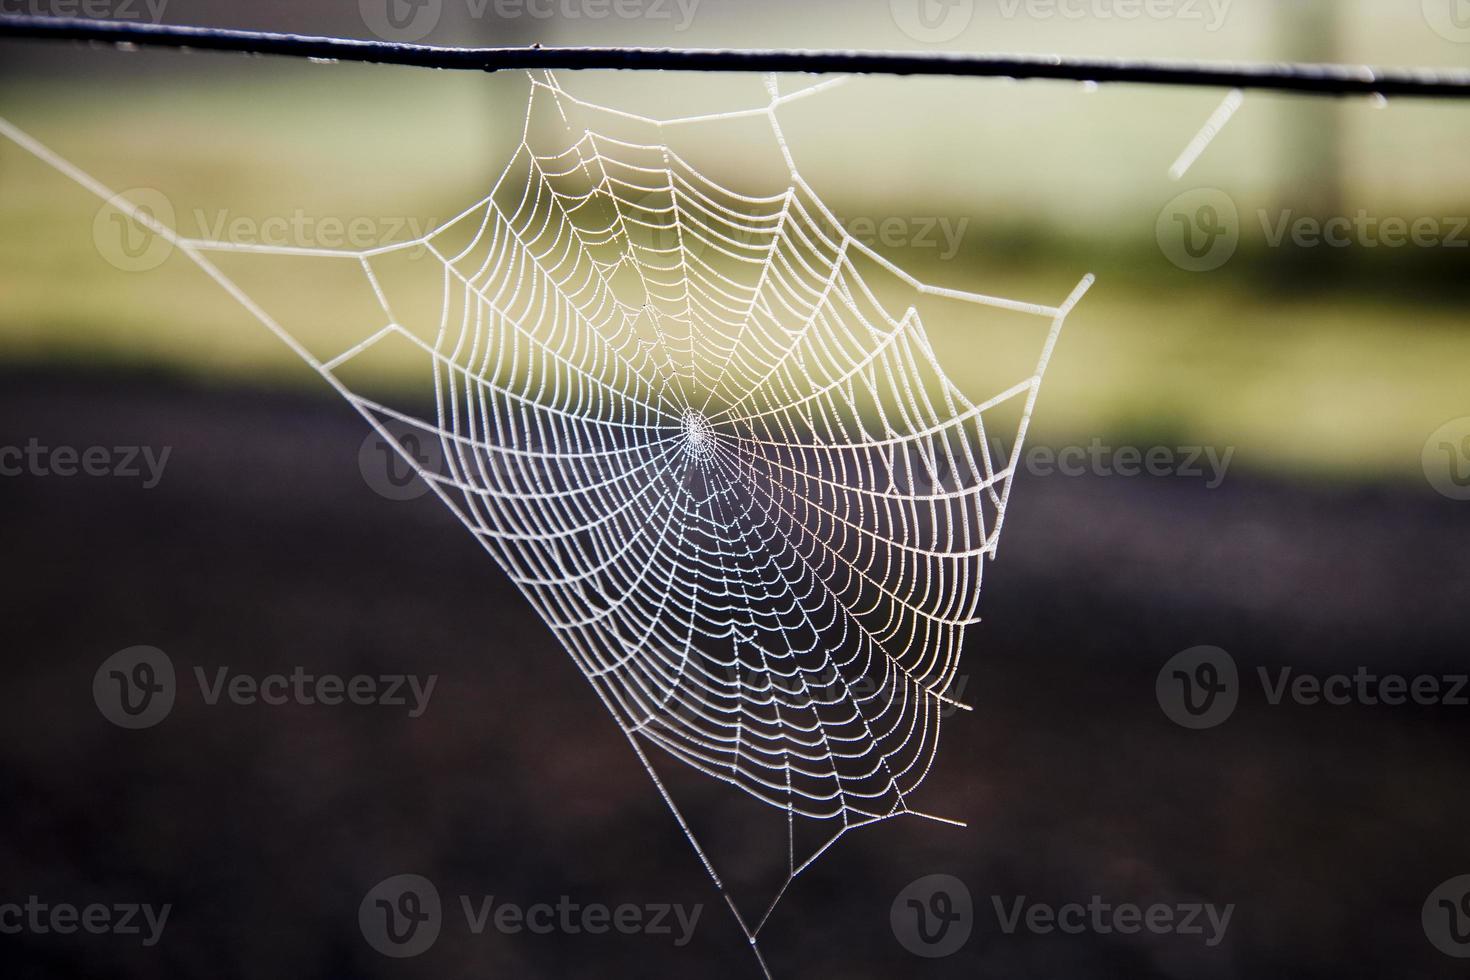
left=5, top=14, right=1470, bottom=98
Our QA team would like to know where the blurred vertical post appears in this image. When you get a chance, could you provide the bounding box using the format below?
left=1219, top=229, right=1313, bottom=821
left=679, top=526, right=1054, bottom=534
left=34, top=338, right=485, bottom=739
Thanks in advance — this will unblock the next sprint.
left=1277, top=0, right=1344, bottom=218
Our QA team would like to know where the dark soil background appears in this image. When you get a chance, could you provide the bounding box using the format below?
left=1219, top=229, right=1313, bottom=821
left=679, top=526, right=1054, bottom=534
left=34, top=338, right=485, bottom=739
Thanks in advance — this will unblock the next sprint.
left=1, top=366, right=1467, bottom=979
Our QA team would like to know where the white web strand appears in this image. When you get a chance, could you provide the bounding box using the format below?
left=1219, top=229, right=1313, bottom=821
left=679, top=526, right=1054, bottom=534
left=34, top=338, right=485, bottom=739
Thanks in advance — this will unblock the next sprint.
left=1169, top=88, right=1245, bottom=180
left=0, top=75, right=1091, bottom=976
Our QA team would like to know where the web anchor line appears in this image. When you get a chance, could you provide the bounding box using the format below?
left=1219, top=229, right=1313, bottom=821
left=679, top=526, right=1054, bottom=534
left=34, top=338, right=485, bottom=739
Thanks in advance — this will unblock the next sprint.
left=6, top=14, right=1470, bottom=97
left=1169, top=88, right=1246, bottom=180
left=0, top=69, right=1093, bottom=976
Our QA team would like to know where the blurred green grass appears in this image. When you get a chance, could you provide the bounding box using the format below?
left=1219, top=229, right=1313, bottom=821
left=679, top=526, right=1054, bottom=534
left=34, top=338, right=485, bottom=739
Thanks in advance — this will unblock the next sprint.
left=1, top=57, right=1466, bottom=481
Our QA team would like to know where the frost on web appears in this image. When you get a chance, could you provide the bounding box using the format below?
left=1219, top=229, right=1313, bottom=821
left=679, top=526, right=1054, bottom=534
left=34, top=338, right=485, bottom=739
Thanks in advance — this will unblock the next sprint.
left=0, top=72, right=1090, bottom=970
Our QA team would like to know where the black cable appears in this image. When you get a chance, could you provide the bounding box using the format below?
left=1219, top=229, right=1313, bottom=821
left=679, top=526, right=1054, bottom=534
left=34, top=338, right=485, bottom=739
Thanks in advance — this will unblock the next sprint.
left=4, top=14, right=1470, bottom=98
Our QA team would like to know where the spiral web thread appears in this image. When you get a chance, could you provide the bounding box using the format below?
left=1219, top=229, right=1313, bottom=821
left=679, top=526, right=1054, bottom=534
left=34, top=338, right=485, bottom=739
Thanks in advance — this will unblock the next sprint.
left=0, top=73, right=1091, bottom=974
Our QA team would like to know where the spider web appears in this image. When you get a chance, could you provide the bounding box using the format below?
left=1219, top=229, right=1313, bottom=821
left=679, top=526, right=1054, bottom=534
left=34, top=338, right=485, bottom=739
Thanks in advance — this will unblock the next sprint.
left=0, top=72, right=1091, bottom=975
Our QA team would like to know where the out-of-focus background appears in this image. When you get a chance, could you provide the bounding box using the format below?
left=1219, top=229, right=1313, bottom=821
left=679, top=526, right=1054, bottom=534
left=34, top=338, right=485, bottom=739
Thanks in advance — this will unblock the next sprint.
left=3, top=0, right=1470, bottom=472
left=1, top=1, right=1468, bottom=978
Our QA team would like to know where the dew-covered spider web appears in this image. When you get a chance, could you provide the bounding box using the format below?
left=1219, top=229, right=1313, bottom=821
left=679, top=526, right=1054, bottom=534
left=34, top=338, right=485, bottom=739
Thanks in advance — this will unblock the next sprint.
left=0, top=71, right=1091, bottom=975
